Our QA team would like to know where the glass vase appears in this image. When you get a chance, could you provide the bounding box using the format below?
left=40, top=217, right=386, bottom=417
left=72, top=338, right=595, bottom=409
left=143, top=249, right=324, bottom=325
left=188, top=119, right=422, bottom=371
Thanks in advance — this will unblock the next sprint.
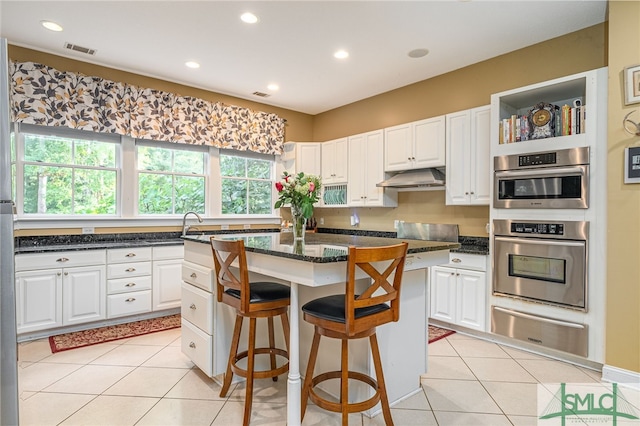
left=291, top=205, right=307, bottom=242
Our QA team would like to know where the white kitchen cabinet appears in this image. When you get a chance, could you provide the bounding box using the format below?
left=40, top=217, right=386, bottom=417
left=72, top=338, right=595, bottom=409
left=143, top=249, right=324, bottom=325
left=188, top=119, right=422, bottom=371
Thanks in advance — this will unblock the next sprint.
left=107, top=247, right=152, bottom=318
left=15, top=250, right=107, bottom=334
left=445, top=106, right=491, bottom=205
left=282, top=142, right=322, bottom=177
left=384, top=116, right=446, bottom=172
left=348, top=130, right=397, bottom=207
left=152, top=245, right=185, bottom=311
left=430, top=253, right=487, bottom=331
left=321, top=137, right=348, bottom=184
left=15, top=270, right=62, bottom=333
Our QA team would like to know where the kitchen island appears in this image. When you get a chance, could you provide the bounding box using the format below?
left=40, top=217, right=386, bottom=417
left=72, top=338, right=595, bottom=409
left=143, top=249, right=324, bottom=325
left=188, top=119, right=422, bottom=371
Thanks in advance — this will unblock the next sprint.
left=181, top=231, right=459, bottom=426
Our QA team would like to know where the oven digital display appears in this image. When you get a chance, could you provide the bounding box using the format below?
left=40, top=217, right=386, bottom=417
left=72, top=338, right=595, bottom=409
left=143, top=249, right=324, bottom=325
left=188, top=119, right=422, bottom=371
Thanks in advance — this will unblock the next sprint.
left=508, top=254, right=566, bottom=284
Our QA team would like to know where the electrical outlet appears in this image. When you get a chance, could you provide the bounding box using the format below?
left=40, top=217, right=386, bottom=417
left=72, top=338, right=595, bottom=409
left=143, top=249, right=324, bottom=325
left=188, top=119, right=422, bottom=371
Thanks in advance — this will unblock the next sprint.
left=221, top=224, right=230, bottom=230
left=82, top=227, right=94, bottom=234
left=486, top=223, right=491, bottom=233
left=394, top=220, right=399, bottom=229
left=319, top=217, right=324, bottom=225
left=243, top=224, right=251, bottom=229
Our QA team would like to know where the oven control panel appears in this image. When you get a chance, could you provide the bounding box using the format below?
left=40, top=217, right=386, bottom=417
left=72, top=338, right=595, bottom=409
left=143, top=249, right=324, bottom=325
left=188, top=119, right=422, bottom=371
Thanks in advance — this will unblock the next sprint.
left=510, top=222, right=564, bottom=235
left=518, top=152, right=557, bottom=167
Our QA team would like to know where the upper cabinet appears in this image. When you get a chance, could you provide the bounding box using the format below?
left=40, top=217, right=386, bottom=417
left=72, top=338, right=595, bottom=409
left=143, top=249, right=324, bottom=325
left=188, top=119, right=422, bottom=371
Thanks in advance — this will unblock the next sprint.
left=321, top=137, right=348, bottom=184
left=384, top=116, right=446, bottom=172
left=490, top=67, right=607, bottom=157
left=348, top=130, right=397, bottom=207
left=281, top=142, right=322, bottom=177
left=445, top=106, right=491, bottom=205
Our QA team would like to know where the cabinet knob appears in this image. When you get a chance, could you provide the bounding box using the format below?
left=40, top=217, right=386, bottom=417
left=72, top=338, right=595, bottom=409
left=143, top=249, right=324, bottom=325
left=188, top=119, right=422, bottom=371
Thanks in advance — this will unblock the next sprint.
left=56, top=257, right=69, bottom=263
left=470, top=192, right=475, bottom=195
left=125, top=267, right=136, bottom=272
left=451, top=258, right=461, bottom=263
left=57, top=272, right=62, bottom=276
left=190, top=303, right=196, bottom=310
left=408, top=157, right=412, bottom=161
left=456, top=273, right=460, bottom=276
left=450, top=272, right=455, bottom=276
left=125, top=282, right=136, bottom=287
left=190, top=272, right=197, bottom=279
left=465, top=192, right=469, bottom=195
left=125, top=253, right=136, bottom=257
left=189, top=342, right=196, bottom=349
left=125, top=298, right=136, bottom=302
left=64, top=272, right=68, bottom=276
left=411, top=156, right=416, bottom=160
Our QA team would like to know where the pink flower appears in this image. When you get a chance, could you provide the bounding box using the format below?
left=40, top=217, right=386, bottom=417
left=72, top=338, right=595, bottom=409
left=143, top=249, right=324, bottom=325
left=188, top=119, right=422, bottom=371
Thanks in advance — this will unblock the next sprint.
left=275, top=182, right=284, bottom=192
left=309, top=182, right=315, bottom=192
left=283, top=174, right=290, bottom=182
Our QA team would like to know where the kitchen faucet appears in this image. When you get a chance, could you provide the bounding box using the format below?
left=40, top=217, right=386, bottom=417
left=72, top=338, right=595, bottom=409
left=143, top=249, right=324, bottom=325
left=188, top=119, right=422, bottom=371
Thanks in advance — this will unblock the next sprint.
left=182, top=211, right=203, bottom=236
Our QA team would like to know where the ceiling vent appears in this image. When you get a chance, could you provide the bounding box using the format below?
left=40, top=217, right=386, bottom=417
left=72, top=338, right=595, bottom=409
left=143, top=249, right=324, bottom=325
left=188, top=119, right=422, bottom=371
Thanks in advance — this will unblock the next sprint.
left=252, top=91, right=270, bottom=98
left=64, top=42, right=97, bottom=56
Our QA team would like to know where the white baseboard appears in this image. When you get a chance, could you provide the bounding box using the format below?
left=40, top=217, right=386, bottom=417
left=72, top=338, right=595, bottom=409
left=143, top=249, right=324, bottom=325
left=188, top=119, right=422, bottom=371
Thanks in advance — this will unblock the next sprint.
left=602, top=364, right=640, bottom=390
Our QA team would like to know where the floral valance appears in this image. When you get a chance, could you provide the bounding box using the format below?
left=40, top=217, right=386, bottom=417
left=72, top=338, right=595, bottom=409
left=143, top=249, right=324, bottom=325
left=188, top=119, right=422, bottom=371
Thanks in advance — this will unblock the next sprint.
left=9, top=61, right=285, bottom=155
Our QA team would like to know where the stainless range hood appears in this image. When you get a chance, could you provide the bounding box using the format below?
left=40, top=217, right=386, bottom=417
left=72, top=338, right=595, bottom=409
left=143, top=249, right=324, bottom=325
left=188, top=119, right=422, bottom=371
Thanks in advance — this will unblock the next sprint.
left=376, top=168, right=446, bottom=190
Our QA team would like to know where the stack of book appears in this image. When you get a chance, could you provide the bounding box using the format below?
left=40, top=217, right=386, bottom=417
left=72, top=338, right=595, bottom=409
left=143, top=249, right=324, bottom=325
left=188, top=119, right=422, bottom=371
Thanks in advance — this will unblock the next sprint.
left=498, top=103, right=586, bottom=144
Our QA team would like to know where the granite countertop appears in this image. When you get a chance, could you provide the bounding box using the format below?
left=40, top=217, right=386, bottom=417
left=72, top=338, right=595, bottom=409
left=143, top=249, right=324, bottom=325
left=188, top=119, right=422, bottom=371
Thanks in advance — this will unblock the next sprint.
left=14, top=228, right=489, bottom=256
left=183, top=231, right=461, bottom=264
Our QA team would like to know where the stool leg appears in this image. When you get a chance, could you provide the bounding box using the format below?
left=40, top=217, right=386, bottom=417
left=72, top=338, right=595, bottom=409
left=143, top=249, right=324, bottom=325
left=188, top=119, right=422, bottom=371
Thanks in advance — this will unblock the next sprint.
left=243, top=317, right=258, bottom=426
left=301, top=330, right=321, bottom=420
left=280, top=312, right=290, bottom=354
left=340, top=338, right=349, bottom=426
left=370, top=333, right=394, bottom=426
left=221, top=314, right=243, bottom=397
left=267, top=316, right=277, bottom=382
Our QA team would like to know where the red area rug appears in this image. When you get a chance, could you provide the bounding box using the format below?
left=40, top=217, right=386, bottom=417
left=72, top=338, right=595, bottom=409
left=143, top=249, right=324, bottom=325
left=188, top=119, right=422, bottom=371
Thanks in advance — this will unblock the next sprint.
left=428, top=325, right=455, bottom=343
left=49, top=314, right=181, bottom=353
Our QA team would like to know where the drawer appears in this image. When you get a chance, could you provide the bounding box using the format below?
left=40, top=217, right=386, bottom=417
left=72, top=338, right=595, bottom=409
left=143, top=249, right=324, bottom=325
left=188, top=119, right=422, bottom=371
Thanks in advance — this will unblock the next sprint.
left=182, top=261, right=214, bottom=292
left=448, top=253, right=487, bottom=271
left=181, top=319, right=213, bottom=377
left=107, top=276, right=152, bottom=295
left=181, top=282, right=214, bottom=334
left=107, top=290, right=152, bottom=318
left=107, top=247, right=152, bottom=264
left=15, top=250, right=106, bottom=272
left=153, top=245, right=185, bottom=260
left=107, top=261, right=152, bottom=279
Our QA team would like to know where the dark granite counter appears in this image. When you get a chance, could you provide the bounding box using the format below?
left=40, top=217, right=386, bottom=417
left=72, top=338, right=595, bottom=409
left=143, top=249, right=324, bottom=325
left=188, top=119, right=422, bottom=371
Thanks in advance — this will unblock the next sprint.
left=183, top=231, right=460, bottom=264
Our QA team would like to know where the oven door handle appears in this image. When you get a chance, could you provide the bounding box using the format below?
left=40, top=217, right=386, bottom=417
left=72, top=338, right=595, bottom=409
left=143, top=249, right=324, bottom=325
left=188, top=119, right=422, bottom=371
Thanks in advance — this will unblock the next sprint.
left=495, top=166, right=586, bottom=179
left=494, top=236, right=586, bottom=248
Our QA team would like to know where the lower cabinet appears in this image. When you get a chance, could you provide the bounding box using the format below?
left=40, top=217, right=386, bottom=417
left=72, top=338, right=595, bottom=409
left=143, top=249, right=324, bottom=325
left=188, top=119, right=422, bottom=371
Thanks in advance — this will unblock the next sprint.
left=429, top=253, right=487, bottom=332
left=152, top=245, right=185, bottom=311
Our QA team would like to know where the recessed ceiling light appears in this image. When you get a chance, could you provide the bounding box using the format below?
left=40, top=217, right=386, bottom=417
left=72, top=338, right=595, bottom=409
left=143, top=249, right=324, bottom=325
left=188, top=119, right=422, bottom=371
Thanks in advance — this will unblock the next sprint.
left=41, top=20, right=63, bottom=32
left=408, top=48, right=429, bottom=58
left=185, top=61, right=200, bottom=69
left=241, top=12, right=258, bottom=24
left=334, top=50, right=349, bottom=59
left=267, top=84, right=279, bottom=91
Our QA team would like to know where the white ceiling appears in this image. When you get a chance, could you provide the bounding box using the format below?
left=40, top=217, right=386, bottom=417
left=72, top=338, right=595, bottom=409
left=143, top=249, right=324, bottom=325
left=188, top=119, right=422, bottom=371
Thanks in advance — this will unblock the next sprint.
left=1, top=1, right=607, bottom=115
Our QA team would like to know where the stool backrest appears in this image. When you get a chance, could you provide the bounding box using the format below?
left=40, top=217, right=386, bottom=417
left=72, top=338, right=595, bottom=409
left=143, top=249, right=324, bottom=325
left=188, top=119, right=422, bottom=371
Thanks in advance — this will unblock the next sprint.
left=210, top=238, right=251, bottom=312
left=346, top=242, right=409, bottom=335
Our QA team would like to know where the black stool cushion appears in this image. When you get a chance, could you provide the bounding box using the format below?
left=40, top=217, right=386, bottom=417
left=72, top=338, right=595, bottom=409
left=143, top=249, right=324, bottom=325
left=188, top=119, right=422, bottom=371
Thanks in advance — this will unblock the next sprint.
left=225, top=281, right=290, bottom=303
left=302, top=294, right=390, bottom=324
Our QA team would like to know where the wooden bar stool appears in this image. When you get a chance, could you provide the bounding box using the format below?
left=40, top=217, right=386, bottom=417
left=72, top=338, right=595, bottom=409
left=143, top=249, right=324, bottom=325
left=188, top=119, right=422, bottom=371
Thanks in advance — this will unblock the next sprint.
left=300, top=242, right=409, bottom=426
left=210, top=238, right=291, bottom=426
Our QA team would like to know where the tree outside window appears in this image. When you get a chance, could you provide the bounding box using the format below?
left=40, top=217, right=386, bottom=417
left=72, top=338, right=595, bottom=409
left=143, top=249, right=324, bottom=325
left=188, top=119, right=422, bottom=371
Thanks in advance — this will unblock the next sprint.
left=220, top=153, right=273, bottom=215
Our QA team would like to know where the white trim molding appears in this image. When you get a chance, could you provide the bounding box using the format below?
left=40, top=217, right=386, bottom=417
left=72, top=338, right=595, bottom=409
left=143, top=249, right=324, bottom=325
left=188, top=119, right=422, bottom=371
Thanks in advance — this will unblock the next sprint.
left=602, top=364, right=640, bottom=390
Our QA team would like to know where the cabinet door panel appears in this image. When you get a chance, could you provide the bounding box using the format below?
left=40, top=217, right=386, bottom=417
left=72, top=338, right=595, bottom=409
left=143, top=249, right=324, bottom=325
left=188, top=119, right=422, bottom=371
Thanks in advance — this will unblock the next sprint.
left=384, top=124, right=412, bottom=171
left=429, top=267, right=456, bottom=323
left=471, top=106, right=491, bottom=204
left=445, top=111, right=471, bottom=205
left=413, top=116, right=446, bottom=168
left=63, top=266, right=106, bottom=326
left=363, top=131, right=385, bottom=204
left=333, top=137, right=349, bottom=182
left=153, top=259, right=182, bottom=311
left=457, top=270, right=486, bottom=331
left=347, top=134, right=366, bottom=205
left=16, top=270, right=62, bottom=333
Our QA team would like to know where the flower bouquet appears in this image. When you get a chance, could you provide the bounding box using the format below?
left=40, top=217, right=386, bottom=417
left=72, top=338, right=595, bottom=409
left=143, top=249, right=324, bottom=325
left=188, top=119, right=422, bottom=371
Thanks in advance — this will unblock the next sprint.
left=274, top=171, right=322, bottom=241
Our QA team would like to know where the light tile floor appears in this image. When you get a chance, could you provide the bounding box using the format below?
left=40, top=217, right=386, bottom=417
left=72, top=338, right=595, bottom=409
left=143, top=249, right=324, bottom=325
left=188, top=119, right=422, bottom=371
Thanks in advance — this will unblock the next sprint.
left=16, top=328, right=639, bottom=425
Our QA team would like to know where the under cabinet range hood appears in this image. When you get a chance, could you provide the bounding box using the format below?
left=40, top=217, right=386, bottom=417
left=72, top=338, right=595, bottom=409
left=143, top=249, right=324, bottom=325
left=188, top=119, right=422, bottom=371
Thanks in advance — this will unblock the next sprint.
left=376, top=168, right=446, bottom=190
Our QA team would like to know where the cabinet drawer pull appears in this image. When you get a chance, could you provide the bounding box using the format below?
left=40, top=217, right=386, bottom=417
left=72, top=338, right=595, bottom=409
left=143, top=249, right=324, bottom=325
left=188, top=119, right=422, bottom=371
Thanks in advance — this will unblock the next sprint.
left=125, top=253, right=137, bottom=257
left=190, top=303, right=196, bottom=310
left=125, top=298, right=136, bottom=302
left=190, top=272, right=197, bottom=279
left=189, top=342, right=196, bottom=349
left=451, top=258, right=461, bottom=263
left=125, top=267, right=136, bottom=272
left=125, top=282, right=136, bottom=287
left=56, top=257, right=69, bottom=263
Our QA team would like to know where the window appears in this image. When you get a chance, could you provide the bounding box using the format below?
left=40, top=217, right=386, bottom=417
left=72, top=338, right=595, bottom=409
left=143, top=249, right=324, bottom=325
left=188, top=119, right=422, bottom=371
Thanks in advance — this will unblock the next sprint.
left=20, top=130, right=118, bottom=215
left=220, top=152, right=273, bottom=215
left=137, top=143, right=206, bottom=215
